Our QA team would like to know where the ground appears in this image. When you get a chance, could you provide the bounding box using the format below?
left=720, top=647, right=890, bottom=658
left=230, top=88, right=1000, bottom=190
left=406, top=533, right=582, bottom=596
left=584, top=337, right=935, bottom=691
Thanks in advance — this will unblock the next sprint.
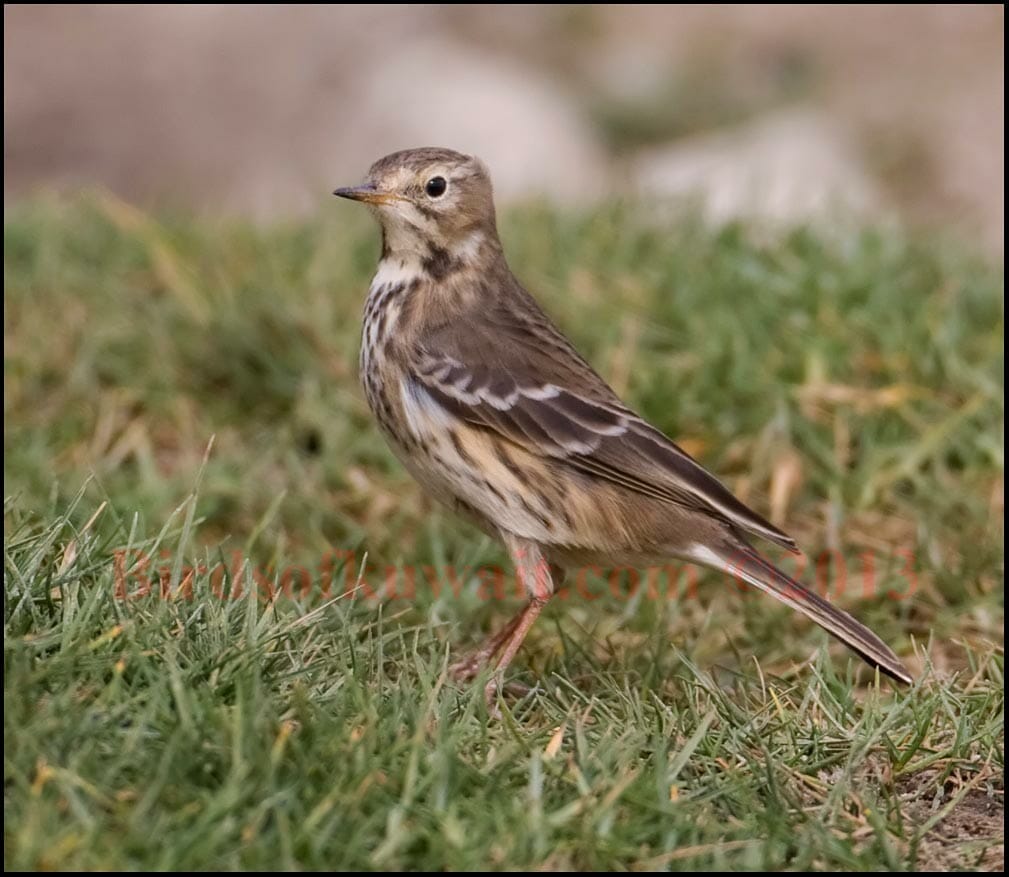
left=3, top=196, right=1004, bottom=870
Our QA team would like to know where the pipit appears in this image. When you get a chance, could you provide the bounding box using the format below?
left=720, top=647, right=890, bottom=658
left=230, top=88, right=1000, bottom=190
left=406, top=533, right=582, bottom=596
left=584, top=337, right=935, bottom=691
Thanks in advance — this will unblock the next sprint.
left=335, top=147, right=911, bottom=711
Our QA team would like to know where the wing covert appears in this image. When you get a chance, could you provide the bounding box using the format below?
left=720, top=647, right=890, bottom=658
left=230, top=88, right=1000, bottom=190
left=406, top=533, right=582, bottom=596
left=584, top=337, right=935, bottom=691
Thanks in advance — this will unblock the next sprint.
left=409, top=336, right=799, bottom=554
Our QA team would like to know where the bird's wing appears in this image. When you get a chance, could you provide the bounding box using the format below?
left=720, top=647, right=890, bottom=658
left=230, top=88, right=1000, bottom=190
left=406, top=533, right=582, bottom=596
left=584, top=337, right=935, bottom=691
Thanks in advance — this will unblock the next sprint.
left=409, top=305, right=798, bottom=553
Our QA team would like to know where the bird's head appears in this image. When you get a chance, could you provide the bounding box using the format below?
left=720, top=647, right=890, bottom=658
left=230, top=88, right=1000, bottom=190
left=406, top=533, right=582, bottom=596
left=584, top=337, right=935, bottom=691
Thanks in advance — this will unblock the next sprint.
left=334, top=147, right=497, bottom=258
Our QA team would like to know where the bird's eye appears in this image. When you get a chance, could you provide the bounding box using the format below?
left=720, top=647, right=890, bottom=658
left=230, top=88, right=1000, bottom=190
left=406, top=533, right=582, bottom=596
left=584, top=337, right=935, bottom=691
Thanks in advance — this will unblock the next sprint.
left=425, top=176, right=448, bottom=198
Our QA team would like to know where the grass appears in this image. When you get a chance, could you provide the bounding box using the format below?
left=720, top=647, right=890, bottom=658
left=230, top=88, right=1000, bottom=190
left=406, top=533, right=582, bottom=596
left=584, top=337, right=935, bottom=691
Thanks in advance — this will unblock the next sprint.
left=4, top=192, right=1004, bottom=870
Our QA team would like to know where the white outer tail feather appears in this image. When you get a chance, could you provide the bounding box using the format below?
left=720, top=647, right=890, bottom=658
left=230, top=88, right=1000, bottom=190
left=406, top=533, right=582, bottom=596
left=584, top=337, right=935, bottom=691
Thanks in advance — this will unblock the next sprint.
left=688, top=543, right=912, bottom=684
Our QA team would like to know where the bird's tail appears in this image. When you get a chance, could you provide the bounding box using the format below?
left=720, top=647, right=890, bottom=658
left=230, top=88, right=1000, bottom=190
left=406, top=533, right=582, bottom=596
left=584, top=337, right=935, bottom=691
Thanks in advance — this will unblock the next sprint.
left=691, top=541, right=912, bottom=685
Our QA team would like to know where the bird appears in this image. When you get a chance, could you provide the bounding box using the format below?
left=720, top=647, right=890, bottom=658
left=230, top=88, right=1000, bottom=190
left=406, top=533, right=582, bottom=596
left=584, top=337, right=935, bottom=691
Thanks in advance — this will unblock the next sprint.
left=334, top=146, right=912, bottom=712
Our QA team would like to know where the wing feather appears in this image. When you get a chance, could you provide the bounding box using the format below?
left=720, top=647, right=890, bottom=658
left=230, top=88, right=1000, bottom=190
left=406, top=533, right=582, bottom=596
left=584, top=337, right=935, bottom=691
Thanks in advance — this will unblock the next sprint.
left=412, top=341, right=798, bottom=554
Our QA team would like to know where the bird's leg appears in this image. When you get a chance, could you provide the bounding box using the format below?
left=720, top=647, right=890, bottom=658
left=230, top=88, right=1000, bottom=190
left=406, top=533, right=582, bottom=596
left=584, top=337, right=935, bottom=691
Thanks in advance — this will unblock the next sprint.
left=483, top=535, right=554, bottom=715
left=449, top=609, right=525, bottom=682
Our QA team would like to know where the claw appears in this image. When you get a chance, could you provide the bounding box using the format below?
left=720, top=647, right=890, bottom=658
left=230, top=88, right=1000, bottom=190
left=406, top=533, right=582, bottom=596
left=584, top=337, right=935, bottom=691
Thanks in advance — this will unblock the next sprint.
left=449, top=656, right=483, bottom=683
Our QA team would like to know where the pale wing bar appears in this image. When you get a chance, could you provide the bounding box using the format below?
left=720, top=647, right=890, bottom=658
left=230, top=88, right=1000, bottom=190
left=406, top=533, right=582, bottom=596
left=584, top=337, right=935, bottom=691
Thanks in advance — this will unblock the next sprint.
left=413, top=352, right=799, bottom=552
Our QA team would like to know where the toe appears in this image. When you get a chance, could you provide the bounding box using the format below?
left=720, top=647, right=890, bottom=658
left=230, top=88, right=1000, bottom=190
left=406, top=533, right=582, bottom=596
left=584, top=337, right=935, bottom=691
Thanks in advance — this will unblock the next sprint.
left=483, top=678, right=502, bottom=718
left=449, top=658, right=480, bottom=683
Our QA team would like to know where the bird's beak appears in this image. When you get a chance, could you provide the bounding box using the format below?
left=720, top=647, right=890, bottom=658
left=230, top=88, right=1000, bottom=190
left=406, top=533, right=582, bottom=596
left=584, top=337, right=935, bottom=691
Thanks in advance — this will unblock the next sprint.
left=332, top=184, right=401, bottom=205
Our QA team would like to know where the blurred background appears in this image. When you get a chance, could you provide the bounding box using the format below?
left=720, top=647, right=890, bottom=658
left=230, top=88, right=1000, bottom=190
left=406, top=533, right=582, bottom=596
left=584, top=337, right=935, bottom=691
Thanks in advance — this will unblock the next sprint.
left=4, top=4, right=1004, bottom=254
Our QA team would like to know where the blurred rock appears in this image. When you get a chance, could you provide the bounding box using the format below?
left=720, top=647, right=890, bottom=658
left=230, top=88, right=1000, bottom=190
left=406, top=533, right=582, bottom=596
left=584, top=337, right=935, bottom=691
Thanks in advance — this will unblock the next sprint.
left=3, top=5, right=1002, bottom=252
left=327, top=39, right=610, bottom=205
left=3, top=7, right=607, bottom=217
left=588, top=5, right=1003, bottom=251
left=632, top=110, right=883, bottom=225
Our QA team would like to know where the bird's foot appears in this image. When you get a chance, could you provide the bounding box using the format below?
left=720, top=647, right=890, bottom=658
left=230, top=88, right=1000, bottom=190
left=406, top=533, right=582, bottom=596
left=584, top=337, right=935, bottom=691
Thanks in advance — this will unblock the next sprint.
left=483, top=675, right=533, bottom=717
left=449, top=651, right=487, bottom=683
left=483, top=676, right=503, bottom=718
left=453, top=655, right=532, bottom=711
